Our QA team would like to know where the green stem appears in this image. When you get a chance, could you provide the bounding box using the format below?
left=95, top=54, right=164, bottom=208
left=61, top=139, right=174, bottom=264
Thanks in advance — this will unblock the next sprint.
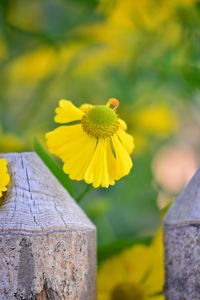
left=76, top=185, right=91, bottom=203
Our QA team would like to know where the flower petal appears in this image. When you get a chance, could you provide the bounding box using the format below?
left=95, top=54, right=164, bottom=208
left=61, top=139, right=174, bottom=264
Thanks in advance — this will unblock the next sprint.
left=79, top=103, right=93, bottom=112
left=54, top=99, right=84, bottom=123
left=46, top=124, right=83, bottom=156
left=111, top=134, right=133, bottom=179
left=117, top=129, right=135, bottom=155
left=63, top=135, right=97, bottom=181
left=0, top=158, right=10, bottom=197
left=46, top=124, right=97, bottom=181
left=143, top=230, right=164, bottom=296
left=105, top=140, right=116, bottom=186
left=84, top=139, right=111, bottom=188
left=118, top=118, right=127, bottom=130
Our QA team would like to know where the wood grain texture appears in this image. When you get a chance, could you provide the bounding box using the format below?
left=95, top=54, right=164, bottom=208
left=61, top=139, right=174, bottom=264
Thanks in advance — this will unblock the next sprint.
left=163, top=168, right=200, bottom=300
left=0, top=152, right=96, bottom=300
left=164, top=225, right=200, bottom=300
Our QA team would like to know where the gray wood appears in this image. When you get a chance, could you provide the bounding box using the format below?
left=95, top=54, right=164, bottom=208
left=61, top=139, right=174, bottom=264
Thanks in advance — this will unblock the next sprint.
left=0, top=152, right=96, bottom=300
left=164, top=168, right=200, bottom=300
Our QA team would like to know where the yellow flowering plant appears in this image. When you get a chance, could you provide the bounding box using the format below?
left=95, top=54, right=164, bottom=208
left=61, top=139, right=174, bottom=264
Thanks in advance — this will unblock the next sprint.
left=45, top=98, right=134, bottom=188
left=0, top=158, right=10, bottom=198
left=98, top=230, right=164, bottom=300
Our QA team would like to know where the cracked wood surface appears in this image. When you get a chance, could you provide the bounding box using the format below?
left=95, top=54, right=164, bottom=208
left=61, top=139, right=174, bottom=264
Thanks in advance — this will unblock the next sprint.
left=163, top=168, right=200, bottom=300
left=0, top=152, right=96, bottom=300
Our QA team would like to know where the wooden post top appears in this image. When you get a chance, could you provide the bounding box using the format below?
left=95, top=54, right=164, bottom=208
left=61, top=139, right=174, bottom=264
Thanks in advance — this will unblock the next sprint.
left=164, top=168, right=200, bottom=227
left=0, top=152, right=95, bottom=235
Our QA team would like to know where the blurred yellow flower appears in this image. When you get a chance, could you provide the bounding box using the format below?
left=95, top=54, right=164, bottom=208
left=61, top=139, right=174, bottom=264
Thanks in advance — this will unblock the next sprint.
left=0, top=159, right=10, bottom=198
left=8, top=47, right=57, bottom=83
left=133, top=102, right=178, bottom=137
left=78, top=0, right=196, bottom=74
left=0, top=130, right=25, bottom=153
left=46, top=98, right=134, bottom=188
left=7, top=43, right=85, bottom=84
left=98, top=230, right=164, bottom=300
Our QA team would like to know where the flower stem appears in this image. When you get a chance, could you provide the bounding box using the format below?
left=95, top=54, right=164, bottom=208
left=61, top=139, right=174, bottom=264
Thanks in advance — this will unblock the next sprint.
left=76, top=185, right=92, bottom=203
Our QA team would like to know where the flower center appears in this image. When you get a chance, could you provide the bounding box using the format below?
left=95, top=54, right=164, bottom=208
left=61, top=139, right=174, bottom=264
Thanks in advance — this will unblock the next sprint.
left=81, top=105, right=119, bottom=139
left=111, top=282, right=144, bottom=300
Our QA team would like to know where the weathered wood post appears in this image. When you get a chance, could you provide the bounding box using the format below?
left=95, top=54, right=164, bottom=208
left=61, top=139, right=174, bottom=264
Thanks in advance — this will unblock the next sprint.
left=164, top=168, right=200, bottom=300
left=0, top=152, right=96, bottom=300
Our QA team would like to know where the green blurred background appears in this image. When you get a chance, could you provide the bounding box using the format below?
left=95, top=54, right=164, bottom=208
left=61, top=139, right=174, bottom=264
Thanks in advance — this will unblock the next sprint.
left=0, top=0, right=199, bottom=258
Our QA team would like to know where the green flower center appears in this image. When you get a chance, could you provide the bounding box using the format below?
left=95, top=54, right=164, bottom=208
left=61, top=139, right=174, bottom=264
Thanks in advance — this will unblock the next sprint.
left=111, top=282, right=144, bottom=300
left=88, top=106, right=117, bottom=126
left=81, top=105, right=119, bottom=139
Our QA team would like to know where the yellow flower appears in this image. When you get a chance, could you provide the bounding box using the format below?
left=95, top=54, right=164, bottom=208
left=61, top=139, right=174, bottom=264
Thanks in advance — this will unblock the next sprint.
left=0, top=129, right=25, bottom=153
left=46, top=98, right=134, bottom=188
left=133, top=103, right=178, bottom=138
left=98, top=230, right=164, bottom=300
left=8, top=47, right=57, bottom=84
left=0, top=159, right=10, bottom=198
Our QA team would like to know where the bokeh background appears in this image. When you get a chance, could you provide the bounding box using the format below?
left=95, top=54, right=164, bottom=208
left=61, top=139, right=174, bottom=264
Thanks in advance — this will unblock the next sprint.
left=0, top=0, right=200, bottom=296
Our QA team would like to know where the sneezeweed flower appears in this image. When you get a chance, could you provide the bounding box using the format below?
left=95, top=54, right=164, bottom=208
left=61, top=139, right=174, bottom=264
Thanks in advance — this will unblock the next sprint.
left=133, top=102, right=179, bottom=138
left=0, top=159, right=10, bottom=198
left=124, top=101, right=179, bottom=154
left=98, top=230, right=164, bottom=300
left=46, top=98, right=134, bottom=188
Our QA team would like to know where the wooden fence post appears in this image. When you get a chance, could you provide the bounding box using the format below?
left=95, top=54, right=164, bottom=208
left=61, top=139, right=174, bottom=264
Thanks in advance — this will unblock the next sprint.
left=0, top=152, right=96, bottom=300
left=163, top=168, right=200, bottom=300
